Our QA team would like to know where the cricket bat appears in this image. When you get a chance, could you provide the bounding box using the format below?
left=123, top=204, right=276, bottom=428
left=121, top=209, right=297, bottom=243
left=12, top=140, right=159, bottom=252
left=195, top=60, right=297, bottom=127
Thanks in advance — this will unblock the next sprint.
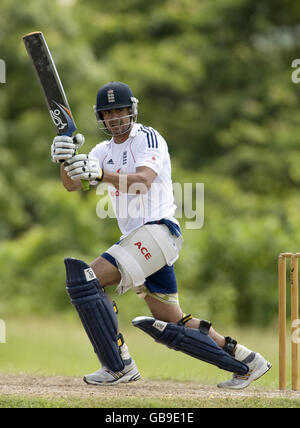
left=23, top=31, right=89, bottom=191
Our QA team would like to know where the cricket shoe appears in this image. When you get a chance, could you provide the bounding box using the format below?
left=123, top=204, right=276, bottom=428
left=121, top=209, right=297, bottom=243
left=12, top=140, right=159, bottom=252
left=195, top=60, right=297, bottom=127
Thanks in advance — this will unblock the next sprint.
left=83, top=360, right=141, bottom=385
left=217, top=350, right=272, bottom=390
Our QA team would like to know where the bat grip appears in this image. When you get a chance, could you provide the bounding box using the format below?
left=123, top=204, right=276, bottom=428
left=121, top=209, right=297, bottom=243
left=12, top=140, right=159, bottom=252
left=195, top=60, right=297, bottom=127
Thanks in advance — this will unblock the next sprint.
left=80, top=179, right=90, bottom=191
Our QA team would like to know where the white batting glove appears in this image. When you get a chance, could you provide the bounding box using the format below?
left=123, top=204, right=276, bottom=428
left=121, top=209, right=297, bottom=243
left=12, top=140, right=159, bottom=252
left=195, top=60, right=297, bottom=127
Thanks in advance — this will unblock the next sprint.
left=51, top=133, right=85, bottom=163
left=64, top=154, right=104, bottom=181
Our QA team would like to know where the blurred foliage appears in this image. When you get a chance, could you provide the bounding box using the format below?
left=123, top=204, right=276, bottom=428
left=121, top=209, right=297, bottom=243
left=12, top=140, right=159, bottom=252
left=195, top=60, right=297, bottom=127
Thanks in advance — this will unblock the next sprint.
left=0, top=0, right=300, bottom=326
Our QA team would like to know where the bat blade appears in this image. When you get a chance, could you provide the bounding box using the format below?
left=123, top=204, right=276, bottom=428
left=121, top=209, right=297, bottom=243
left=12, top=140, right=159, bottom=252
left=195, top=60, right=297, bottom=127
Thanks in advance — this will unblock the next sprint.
left=23, top=31, right=89, bottom=191
left=23, top=31, right=76, bottom=137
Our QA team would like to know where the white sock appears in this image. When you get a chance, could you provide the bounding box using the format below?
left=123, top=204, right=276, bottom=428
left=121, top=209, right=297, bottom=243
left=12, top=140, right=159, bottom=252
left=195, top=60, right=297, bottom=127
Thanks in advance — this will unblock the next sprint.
left=234, top=344, right=253, bottom=361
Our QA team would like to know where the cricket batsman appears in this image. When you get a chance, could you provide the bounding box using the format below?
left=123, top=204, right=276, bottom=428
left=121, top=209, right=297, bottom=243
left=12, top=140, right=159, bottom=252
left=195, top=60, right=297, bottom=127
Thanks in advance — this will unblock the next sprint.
left=51, top=81, right=271, bottom=389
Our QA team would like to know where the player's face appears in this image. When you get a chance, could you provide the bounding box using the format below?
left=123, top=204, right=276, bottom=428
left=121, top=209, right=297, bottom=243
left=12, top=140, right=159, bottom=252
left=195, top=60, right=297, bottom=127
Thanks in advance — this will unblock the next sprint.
left=102, top=108, right=131, bottom=136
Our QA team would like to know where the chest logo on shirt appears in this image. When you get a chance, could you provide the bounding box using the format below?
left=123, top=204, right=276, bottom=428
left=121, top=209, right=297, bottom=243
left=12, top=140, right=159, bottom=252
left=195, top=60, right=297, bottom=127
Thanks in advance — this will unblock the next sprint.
left=107, top=158, right=114, bottom=165
left=122, top=151, right=127, bottom=165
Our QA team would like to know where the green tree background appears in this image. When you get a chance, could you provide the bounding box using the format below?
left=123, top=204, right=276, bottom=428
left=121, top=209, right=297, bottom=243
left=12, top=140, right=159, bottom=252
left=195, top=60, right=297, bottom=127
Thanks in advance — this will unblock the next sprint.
left=0, top=0, right=300, bottom=326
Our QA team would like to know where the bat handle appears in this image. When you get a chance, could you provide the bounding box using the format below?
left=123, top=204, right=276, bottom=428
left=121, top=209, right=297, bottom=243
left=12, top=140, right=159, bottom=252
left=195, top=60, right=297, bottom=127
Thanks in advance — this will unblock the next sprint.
left=80, top=179, right=90, bottom=191
left=73, top=152, right=90, bottom=191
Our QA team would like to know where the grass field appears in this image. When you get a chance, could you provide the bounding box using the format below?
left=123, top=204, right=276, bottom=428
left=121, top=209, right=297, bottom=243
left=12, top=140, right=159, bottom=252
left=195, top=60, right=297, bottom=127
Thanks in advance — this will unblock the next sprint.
left=0, top=315, right=299, bottom=408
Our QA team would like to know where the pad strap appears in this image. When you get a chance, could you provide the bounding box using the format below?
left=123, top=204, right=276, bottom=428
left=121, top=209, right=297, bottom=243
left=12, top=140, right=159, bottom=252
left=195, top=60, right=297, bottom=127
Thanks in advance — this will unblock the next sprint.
left=199, top=320, right=212, bottom=335
left=117, top=332, right=124, bottom=347
left=223, top=336, right=237, bottom=356
left=177, top=314, right=193, bottom=326
left=112, top=300, right=118, bottom=314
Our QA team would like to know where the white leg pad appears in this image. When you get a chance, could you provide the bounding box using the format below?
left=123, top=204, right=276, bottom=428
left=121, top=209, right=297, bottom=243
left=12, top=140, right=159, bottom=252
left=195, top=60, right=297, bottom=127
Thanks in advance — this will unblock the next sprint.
left=106, top=224, right=183, bottom=295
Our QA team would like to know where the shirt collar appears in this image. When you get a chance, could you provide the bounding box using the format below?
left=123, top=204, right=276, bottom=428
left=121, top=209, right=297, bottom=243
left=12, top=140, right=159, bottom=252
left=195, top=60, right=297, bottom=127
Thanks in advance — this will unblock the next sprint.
left=129, top=123, right=140, bottom=137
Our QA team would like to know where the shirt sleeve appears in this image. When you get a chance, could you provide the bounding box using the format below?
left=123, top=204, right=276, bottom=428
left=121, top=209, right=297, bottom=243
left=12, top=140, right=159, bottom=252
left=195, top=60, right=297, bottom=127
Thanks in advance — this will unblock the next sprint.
left=134, top=127, right=165, bottom=175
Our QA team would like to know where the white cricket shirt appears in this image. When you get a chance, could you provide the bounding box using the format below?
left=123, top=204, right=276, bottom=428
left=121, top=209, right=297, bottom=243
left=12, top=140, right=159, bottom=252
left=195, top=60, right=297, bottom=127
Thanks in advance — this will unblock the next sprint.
left=90, top=123, right=178, bottom=238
